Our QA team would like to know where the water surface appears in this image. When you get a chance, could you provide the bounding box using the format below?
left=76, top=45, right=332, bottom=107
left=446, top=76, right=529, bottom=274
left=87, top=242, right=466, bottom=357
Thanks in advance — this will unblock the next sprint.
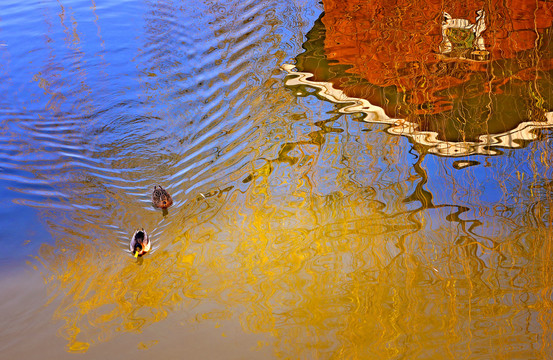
left=1, top=0, right=552, bottom=359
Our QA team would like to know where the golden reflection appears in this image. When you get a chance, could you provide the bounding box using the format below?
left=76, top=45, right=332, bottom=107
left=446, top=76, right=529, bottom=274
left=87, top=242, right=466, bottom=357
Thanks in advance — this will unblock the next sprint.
left=36, top=144, right=553, bottom=357
left=27, top=0, right=553, bottom=358
left=38, top=238, right=198, bottom=352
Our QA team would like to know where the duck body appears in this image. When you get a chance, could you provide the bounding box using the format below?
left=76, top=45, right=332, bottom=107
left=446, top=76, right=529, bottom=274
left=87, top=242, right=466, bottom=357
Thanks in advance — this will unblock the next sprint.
left=130, top=228, right=151, bottom=257
left=152, top=185, right=173, bottom=209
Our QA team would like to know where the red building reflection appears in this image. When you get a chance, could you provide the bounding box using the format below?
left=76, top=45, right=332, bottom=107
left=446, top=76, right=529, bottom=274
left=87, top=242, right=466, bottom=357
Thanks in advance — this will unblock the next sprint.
left=320, top=0, right=553, bottom=115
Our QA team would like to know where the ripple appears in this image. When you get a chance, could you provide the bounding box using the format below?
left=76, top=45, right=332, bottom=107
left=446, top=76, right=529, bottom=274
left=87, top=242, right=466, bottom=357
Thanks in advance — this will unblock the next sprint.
left=0, top=0, right=309, bottom=265
left=2, top=0, right=552, bottom=358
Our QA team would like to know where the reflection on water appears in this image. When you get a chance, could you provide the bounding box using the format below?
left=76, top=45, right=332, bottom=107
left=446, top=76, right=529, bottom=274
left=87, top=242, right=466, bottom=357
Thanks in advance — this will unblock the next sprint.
left=0, top=0, right=553, bottom=359
left=289, top=3, right=553, bottom=156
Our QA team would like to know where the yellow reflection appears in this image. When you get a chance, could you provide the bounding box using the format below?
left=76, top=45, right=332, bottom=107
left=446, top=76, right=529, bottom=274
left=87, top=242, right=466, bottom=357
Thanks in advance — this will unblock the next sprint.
left=38, top=237, right=197, bottom=352
left=32, top=3, right=553, bottom=356
left=34, top=132, right=553, bottom=358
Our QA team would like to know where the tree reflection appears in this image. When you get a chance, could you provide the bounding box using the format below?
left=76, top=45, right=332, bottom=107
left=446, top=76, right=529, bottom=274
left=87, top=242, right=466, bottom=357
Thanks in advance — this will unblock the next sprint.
left=29, top=0, right=553, bottom=359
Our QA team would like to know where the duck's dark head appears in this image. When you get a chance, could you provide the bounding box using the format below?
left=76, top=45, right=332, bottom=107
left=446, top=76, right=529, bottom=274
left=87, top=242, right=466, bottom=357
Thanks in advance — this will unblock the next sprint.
left=133, top=242, right=143, bottom=258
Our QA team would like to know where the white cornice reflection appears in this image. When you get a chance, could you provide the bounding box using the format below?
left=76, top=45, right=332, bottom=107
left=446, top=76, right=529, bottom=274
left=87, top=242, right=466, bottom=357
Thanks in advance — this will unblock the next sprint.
left=282, top=64, right=553, bottom=157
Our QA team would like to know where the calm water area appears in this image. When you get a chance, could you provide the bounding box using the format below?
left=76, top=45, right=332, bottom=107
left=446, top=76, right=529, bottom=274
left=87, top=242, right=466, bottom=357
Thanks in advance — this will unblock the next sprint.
left=1, top=0, right=553, bottom=359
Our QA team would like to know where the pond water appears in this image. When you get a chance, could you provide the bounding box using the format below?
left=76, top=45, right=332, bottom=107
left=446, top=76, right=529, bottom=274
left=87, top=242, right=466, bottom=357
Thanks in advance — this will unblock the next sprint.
left=1, top=0, right=552, bottom=359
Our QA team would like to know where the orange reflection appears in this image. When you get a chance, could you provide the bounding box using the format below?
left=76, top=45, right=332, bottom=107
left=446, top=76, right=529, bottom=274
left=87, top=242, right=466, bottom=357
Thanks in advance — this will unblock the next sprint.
left=321, top=0, right=553, bottom=115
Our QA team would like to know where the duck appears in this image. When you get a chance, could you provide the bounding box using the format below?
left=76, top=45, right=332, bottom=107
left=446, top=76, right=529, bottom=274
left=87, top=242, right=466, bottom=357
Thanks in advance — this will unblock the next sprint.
left=130, top=228, right=151, bottom=257
left=152, top=185, right=173, bottom=209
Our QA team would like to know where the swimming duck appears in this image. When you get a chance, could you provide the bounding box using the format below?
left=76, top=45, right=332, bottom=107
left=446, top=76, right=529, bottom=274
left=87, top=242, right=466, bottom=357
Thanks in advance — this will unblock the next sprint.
left=152, top=185, right=173, bottom=209
left=130, top=228, right=151, bottom=257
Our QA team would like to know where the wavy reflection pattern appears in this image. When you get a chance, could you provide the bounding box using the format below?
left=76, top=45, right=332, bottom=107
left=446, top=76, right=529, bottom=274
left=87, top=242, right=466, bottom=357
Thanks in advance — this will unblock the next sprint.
left=0, top=0, right=551, bottom=359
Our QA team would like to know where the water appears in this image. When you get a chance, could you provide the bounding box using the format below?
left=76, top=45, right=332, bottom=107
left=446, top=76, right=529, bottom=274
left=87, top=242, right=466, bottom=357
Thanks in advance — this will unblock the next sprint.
left=1, top=0, right=552, bottom=359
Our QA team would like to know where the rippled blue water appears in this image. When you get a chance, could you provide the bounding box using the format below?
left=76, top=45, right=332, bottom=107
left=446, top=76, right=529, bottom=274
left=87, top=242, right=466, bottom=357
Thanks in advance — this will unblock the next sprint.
left=0, top=0, right=322, bottom=264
